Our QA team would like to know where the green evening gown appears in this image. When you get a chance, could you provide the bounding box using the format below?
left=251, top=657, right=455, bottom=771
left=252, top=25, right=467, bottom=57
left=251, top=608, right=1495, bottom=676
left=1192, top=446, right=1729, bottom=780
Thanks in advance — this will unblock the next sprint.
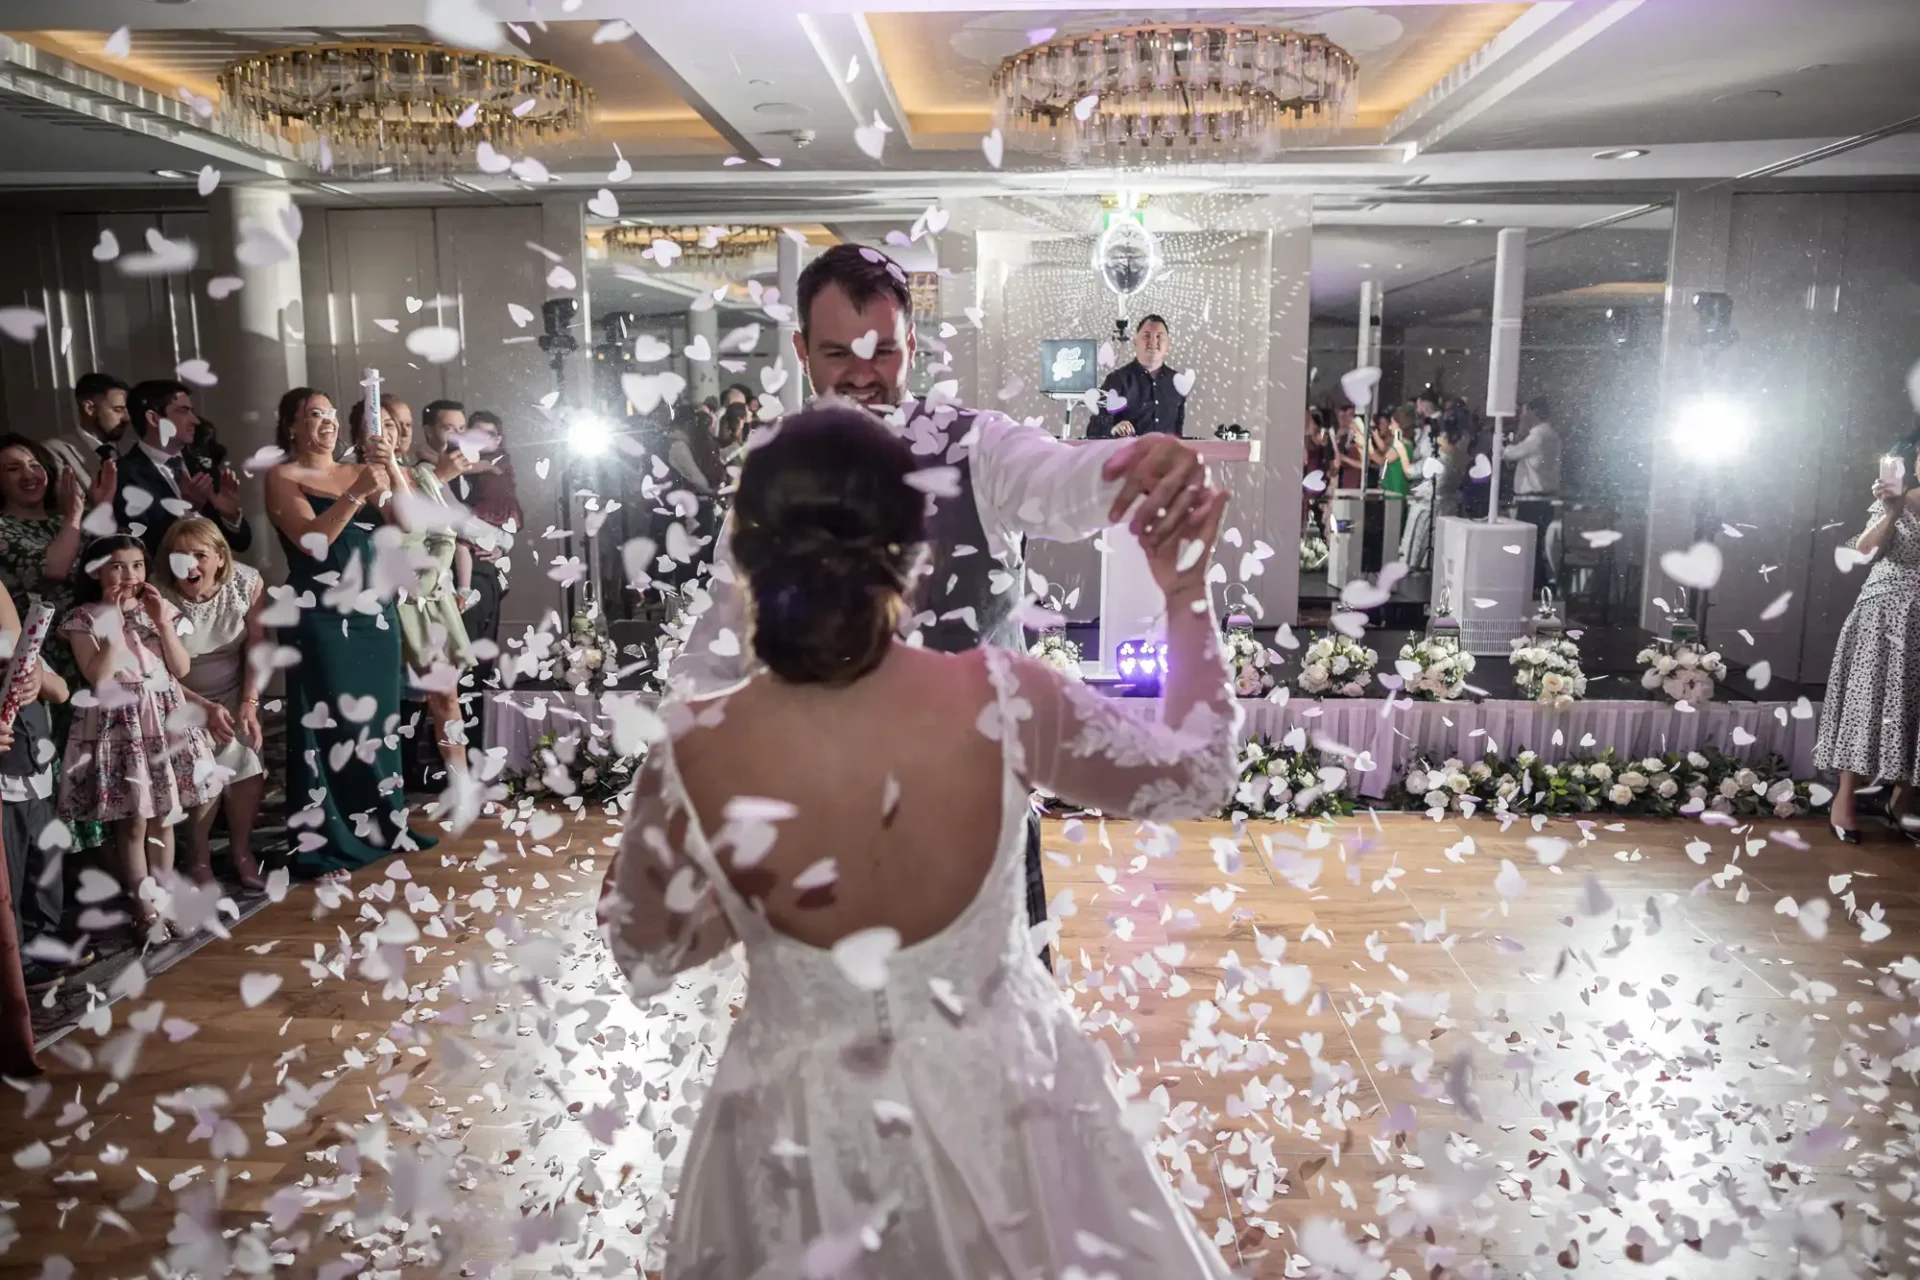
left=279, top=495, right=434, bottom=876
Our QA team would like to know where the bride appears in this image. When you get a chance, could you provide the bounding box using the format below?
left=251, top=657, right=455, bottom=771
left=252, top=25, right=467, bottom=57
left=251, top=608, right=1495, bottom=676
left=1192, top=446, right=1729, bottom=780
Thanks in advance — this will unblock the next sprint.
left=599, top=400, right=1240, bottom=1278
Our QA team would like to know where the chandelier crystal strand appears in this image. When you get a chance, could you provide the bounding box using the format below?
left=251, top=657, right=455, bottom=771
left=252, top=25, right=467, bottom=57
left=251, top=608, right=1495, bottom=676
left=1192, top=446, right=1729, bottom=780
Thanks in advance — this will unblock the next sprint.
left=993, top=24, right=1355, bottom=165
left=218, top=42, right=591, bottom=177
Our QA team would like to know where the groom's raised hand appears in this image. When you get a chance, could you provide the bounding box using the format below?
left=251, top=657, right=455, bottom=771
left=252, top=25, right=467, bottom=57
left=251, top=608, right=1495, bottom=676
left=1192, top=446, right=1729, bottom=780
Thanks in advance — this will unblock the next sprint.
left=1102, top=435, right=1209, bottom=552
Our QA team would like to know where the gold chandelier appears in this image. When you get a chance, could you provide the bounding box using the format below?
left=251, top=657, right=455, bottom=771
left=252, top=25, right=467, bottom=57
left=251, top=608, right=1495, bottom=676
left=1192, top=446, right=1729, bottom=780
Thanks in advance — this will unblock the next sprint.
left=992, top=24, right=1356, bottom=165
left=218, top=42, right=591, bottom=176
left=604, top=225, right=780, bottom=267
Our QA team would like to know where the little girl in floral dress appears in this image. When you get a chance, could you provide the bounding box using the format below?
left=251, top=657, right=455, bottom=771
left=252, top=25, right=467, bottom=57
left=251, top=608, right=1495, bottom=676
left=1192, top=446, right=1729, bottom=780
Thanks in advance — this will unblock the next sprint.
left=58, top=536, right=220, bottom=941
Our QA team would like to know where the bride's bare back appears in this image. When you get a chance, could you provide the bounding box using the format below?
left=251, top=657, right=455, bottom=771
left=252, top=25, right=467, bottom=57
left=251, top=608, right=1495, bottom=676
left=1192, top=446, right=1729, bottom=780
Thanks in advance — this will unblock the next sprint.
left=672, top=643, right=1006, bottom=949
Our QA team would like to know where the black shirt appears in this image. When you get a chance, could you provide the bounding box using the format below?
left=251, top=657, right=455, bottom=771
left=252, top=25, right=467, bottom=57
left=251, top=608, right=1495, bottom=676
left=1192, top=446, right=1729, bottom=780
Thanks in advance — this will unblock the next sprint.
left=1086, top=360, right=1186, bottom=439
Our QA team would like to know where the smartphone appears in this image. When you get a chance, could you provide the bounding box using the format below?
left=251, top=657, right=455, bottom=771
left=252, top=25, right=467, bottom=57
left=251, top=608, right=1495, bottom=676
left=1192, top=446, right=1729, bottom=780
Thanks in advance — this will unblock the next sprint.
left=1882, top=454, right=1905, bottom=490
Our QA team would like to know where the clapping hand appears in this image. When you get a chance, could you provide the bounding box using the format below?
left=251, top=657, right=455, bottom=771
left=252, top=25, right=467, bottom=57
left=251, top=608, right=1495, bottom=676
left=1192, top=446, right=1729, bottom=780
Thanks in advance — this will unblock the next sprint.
left=207, top=465, right=242, bottom=520
left=181, top=467, right=215, bottom=509
left=88, top=455, right=117, bottom=511
left=56, top=469, right=83, bottom=524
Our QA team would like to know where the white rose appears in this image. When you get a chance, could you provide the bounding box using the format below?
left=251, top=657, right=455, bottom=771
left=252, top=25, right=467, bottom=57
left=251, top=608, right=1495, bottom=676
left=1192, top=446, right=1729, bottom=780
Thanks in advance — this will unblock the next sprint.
left=1641, top=669, right=1664, bottom=691
left=1734, top=769, right=1758, bottom=788
left=1406, top=770, right=1430, bottom=795
left=1621, top=771, right=1649, bottom=791
left=1331, top=656, right=1350, bottom=675
left=1447, top=773, right=1471, bottom=794
left=1470, top=762, right=1492, bottom=781
left=1642, top=758, right=1664, bottom=773
left=1773, top=801, right=1796, bottom=819
left=1518, top=750, right=1537, bottom=765
left=1590, top=763, right=1613, bottom=783
left=1686, top=751, right=1709, bottom=769
left=1656, top=778, right=1678, bottom=798
left=1718, top=778, right=1739, bottom=798
left=1656, top=655, right=1678, bottom=674
left=1542, top=673, right=1567, bottom=696
left=1608, top=784, right=1633, bottom=805
left=1424, top=790, right=1448, bottom=809
left=1570, top=764, right=1587, bottom=781
left=1677, top=648, right=1699, bottom=670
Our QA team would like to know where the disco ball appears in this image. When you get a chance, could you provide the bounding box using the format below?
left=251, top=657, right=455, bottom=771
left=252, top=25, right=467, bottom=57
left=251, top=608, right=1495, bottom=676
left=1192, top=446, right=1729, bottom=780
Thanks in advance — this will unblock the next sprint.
left=1094, top=219, right=1158, bottom=297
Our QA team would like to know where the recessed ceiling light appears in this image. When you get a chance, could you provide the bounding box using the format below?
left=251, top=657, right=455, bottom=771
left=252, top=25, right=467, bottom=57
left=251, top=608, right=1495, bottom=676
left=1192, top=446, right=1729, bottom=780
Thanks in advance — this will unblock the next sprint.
left=1714, top=88, right=1783, bottom=104
left=753, top=101, right=808, bottom=117
left=153, top=168, right=190, bottom=179
left=1593, top=148, right=1649, bottom=161
left=1446, top=217, right=1482, bottom=226
left=1358, top=262, right=1373, bottom=269
left=748, top=78, right=772, bottom=87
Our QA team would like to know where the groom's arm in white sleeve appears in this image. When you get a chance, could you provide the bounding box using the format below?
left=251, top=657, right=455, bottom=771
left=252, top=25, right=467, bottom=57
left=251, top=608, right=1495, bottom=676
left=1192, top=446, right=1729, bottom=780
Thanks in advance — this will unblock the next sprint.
left=970, top=411, right=1130, bottom=543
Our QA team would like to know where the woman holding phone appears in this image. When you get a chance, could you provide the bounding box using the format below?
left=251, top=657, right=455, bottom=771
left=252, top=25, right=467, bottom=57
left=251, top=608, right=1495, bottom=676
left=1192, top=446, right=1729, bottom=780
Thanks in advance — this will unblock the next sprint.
left=1814, top=435, right=1920, bottom=841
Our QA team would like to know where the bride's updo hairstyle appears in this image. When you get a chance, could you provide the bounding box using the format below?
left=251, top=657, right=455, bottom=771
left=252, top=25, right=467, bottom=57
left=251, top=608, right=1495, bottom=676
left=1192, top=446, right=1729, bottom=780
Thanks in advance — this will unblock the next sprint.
left=731, top=400, right=926, bottom=686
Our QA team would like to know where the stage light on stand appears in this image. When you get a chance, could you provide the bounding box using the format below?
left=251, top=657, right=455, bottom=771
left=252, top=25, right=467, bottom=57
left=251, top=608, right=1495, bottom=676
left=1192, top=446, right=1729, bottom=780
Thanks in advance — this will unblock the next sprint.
left=1670, top=393, right=1752, bottom=462
left=565, top=410, right=615, bottom=458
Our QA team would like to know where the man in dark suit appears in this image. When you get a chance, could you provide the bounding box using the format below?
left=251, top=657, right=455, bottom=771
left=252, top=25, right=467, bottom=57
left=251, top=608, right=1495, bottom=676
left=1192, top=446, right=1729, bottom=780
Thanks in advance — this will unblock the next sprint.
left=1086, top=314, right=1187, bottom=439
left=117, top=379, right=251, bottom=556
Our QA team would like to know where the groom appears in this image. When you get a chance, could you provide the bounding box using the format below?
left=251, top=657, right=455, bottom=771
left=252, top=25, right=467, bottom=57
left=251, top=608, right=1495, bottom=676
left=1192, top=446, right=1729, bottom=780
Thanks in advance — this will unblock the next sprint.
left=672, top=242, right=1210, bottom=970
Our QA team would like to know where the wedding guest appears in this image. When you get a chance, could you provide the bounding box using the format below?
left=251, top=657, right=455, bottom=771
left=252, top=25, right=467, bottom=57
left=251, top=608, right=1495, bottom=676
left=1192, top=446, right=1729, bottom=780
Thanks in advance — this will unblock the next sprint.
left=1330, top=403, right=1365, bottom=491
left=156, top=518, right=265, bottom=890
left=58, top=535, right=219, bottom=942
left=455, top=410, right=519, bottom=652
left=1815, top=435, right=1920, bottom=842
left=1370, top=406, right=1412, bottom=497
left=44, top=372, right=127, bottom=495
left=0, top=434, right=93, bottom=711
left=1400, top=405, right=1469, bottom=571
left=1507, top=396, right=1562, bottom=584
left=265, top=388, right=432, bottom=879
left=0, top=579, right=72, bottom=984
left=350, top=395, right=472, bottom=780
left=116, top=379, right=250, bottom=557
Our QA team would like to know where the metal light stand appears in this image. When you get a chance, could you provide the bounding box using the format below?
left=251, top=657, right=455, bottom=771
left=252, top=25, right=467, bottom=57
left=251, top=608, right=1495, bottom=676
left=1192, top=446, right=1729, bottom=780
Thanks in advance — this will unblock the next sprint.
left=538, top=298, right=587, bottom=625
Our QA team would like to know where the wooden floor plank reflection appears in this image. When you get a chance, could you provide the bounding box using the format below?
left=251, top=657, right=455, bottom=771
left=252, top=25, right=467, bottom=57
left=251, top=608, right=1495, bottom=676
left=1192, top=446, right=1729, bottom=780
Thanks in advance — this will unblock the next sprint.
left=1, top=809, right=1914, bottom=1277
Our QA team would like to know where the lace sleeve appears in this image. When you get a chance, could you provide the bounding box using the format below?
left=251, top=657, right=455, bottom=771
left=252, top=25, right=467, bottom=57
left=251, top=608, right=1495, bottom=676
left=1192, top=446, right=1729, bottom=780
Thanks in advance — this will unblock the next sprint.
left=984, top=647, right=1241, bottom=821
left=597, top=750, right=737, bottom=1001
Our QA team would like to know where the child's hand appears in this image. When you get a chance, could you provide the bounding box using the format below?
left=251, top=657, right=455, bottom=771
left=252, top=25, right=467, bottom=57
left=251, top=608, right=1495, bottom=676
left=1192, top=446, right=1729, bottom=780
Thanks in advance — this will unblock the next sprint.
left=138, top=584, right=168, bottom=621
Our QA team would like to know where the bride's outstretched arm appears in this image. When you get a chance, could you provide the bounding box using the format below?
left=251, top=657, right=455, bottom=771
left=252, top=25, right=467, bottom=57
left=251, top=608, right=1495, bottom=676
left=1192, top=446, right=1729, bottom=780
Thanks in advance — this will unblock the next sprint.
left=989, top=560, right=1240, bottom=823
left=598, top=752, right=737, bottom=1000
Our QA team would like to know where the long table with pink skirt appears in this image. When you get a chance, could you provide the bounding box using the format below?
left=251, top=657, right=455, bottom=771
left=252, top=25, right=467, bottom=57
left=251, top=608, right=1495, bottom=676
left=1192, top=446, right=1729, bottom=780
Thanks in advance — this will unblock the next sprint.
left=481, top=686, right=1821, bottom=798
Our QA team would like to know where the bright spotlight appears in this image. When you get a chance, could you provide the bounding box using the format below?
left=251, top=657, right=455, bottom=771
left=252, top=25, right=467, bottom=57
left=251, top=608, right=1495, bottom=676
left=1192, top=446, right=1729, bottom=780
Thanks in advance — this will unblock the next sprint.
left=566, top=411, right=614, bottom=457
left=1670, top=393, right=1752, bottom=462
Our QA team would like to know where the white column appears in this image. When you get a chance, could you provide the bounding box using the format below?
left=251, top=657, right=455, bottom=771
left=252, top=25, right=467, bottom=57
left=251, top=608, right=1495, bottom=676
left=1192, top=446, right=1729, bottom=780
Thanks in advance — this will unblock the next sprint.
left=204, top=183, right=307, bottom=576
left=776, top=233, right=804, bottom=411
left=1261, top=204, right=1314, bottom=625
left=688, top=302, right=720, bottom=406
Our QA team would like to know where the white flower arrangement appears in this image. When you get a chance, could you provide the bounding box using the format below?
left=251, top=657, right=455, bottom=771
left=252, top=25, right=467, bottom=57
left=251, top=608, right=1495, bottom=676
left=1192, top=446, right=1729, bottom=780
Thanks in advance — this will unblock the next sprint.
left=1300, top=532, right=1329, bottom=574
left=1029, top=632, right=1084, bottom=680
left=1395, top=634, right=1475, bottom=701
left=1224, top=629, right=1278, bottom=698
left=1637, top=640, right=1725, bottom=704
left=1510, top=636, right=1588, bottom=708
left=1298, top=634, right=1376, bottom=698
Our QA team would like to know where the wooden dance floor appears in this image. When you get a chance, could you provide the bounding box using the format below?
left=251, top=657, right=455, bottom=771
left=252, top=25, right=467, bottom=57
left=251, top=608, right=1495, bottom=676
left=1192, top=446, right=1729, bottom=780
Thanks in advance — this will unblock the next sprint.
left=1, top=807, right=1915, bottom=1278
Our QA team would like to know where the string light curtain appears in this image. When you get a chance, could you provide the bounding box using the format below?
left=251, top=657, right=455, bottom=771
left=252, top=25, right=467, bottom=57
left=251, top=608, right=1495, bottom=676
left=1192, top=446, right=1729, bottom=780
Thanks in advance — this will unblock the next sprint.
left=218, top=42, right=591, bottom=176
left=992, top=24, right=1357, bottom=166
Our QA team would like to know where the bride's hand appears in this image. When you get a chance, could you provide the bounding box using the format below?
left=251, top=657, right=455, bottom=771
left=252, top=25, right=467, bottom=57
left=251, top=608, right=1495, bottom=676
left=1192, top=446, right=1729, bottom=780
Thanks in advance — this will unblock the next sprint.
left=1147, top=484, right=1229, bottom=602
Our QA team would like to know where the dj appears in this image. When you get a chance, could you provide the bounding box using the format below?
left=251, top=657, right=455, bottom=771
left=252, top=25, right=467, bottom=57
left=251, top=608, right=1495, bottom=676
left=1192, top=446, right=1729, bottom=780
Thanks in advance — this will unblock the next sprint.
left=1086, top=314, right=1186, bottom=439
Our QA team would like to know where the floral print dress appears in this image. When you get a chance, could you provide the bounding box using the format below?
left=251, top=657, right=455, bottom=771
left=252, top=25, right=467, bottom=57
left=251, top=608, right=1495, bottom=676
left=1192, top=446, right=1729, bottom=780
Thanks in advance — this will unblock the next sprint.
left=57, top=602, right=219, bottom=824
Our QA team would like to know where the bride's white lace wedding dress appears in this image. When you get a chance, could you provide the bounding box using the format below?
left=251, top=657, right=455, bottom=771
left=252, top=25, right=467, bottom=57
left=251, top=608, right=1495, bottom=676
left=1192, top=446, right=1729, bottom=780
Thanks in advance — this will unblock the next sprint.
left=600, top=645, right=1241, bottom=1279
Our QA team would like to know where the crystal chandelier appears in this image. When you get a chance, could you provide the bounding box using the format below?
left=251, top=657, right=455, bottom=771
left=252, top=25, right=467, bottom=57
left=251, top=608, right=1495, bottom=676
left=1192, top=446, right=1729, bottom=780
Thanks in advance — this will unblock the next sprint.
left=604, top=225, right=780, bottom=267
left=218, top=42, right=591, bottom=176
left=992, top=24, right=1357, bottom=165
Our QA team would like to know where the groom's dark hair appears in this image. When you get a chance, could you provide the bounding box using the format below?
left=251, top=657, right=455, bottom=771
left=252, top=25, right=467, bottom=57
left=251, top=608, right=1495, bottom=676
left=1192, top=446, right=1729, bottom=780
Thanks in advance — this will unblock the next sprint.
left=797, top=243, right=913, bottom=338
